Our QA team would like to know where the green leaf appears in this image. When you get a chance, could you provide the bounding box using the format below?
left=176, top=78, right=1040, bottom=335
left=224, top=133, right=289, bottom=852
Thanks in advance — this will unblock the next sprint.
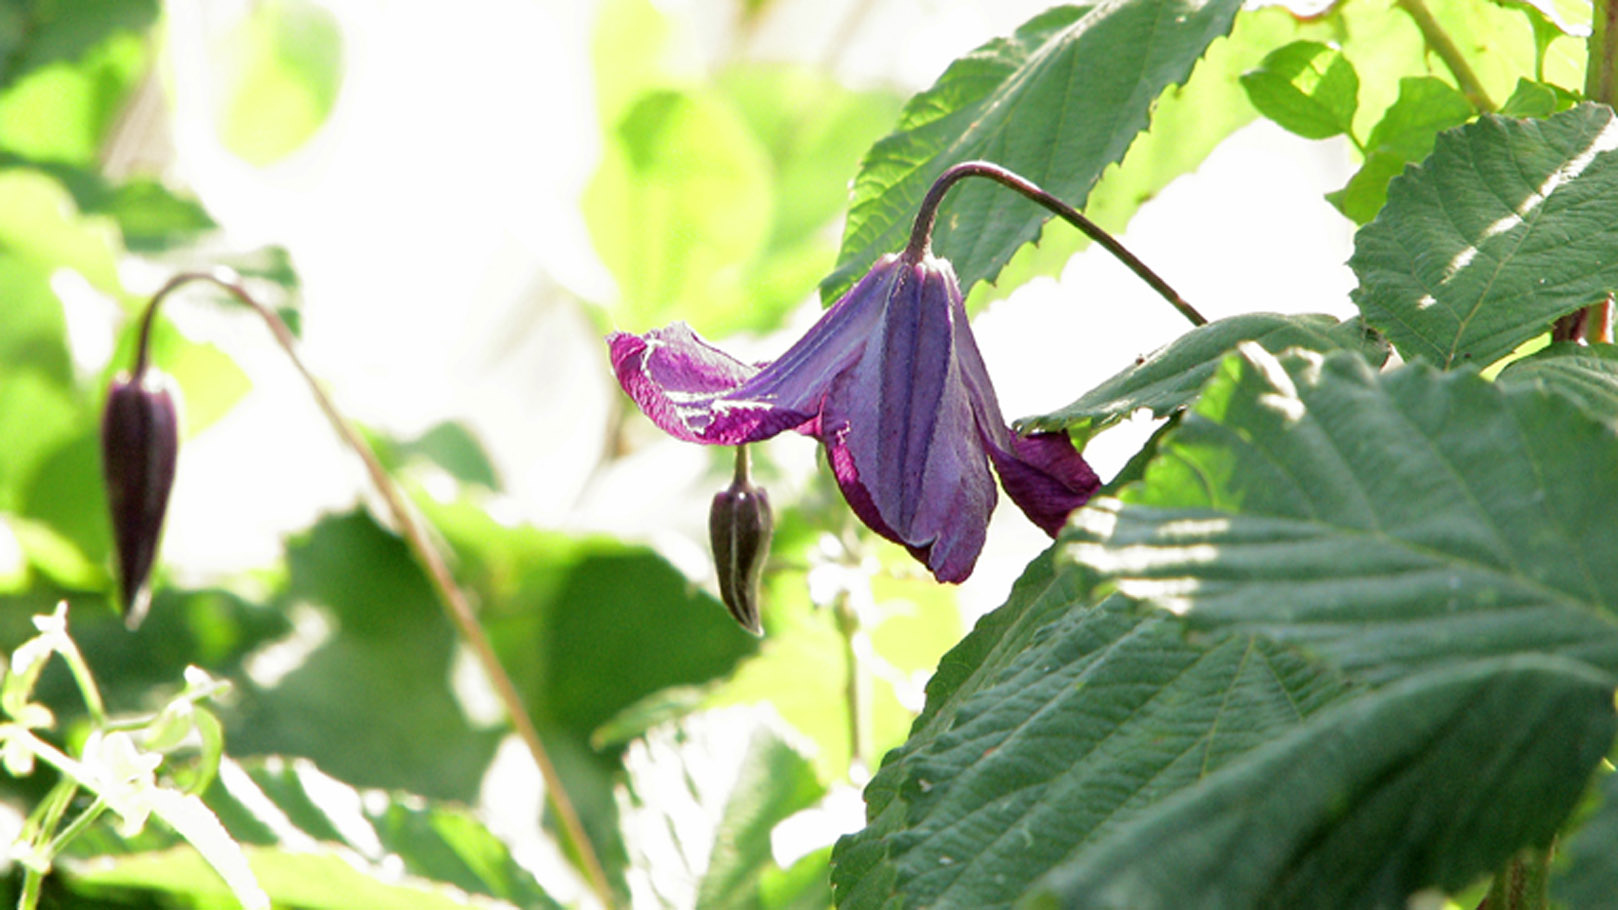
left=585, top=88, right=775, bottom=334
left=1327, top=77, right=1473, bottom=224
left=830, top=554, right=1351, bottom=910
left=616, top=708, right=825, bottom=910
left=0, top=166, right=121, bottom=291
left=0, top=0, right=157, bottom=87
left=1497, top=342, right=1618, bottom=424
left=64, top=756, right=562, bottom=910
left=1017, top=313, right=1386, bottom=442
left=1350, top=104, right=1618, bottom=368
left=219, top=0, right=344, bottom=166
left=1031, top=656, right=1617, bottom=909
left=822, top=0, right=1242, bottom=305
left=0, top=18, right=149, bottom=165
left=1552, top=766, right=1618, bottom=908
left=1498, top=77, right=1581, bottom=119
left=1068, top=345, right=1618, bottom=685
left=1239, top=40, right=1359, bottom=140
left=223, top=511, right=503, bottom=802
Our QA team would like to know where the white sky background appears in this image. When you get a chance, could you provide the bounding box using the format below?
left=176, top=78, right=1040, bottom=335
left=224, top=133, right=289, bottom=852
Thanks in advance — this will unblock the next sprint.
left=148, top=0, right=1359, bottom=616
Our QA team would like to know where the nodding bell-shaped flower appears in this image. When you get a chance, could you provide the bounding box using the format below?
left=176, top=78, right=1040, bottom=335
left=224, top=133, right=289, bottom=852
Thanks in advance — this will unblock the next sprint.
left=709, top=447, right=771, bottom=635
left=101, top=368, right=179, bottom=628
left=609, top=247, right=1100, bottom=583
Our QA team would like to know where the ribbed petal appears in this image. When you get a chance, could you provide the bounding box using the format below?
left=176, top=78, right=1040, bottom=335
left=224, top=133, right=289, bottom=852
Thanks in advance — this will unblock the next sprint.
left=607, top=256, right=899, bottom=446
left=818, top=256, right=995, bottom=583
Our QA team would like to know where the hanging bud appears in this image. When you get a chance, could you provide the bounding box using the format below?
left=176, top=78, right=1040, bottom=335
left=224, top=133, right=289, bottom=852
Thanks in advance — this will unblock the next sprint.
left=709, top=447, right=772, bottom=636
left=101, top=369, right=180, bottom=629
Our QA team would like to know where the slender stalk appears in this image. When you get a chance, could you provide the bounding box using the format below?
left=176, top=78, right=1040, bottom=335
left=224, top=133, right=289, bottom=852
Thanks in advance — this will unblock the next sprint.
left=1567, top=0, right=1618, bottom=344
left=904, top=161, right=1207, bottom=328
left=1395, top=0, right=1496, bottom=112
left=133, top=271, right=616, bottom=909
left=833, top=592, right=869, bottom=773
left=1588, top=0, right=1618, bottom=104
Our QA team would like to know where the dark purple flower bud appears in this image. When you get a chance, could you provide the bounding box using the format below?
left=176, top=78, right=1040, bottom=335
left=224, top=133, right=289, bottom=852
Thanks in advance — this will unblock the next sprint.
left=709, top=460, right=771, bottom=637
left=101, top=369, right=180, bottom=629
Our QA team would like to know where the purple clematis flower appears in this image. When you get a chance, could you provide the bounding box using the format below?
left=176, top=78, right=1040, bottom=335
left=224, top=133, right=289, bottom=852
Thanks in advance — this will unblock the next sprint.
left=608, top=249, right=1099, bottom=583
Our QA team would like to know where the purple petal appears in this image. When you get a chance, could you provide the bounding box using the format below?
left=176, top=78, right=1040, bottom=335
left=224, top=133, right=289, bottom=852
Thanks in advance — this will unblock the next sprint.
left=819, top=256, right=995, bottom=583
left=607, top=256, right=900, bottom=446
left=988, top=431, right=1100, bottom=536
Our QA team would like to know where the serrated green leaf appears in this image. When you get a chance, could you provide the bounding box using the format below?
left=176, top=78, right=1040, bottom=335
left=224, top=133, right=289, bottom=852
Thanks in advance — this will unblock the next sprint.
left=1031, top=655, right=1617, bottom=909
left=1498, top=342, right=1618, bottom=425
left=831, top=554, right=1351, bottom=910
left=1068, top=345, right=1618, bottom=685
left=1240, top=40, right=1359, bottom=140
left=1328, top=77, right=1474, bottom=225
left=1351, top=104, right=1618, bottom=368
left=64, top=755, right=561, bottom=910
left=1551, top=765, right=1618, bottom=908
left=1017, top=313, right=1386, bottom=442
left=822, top=0, right=1242, bottom=305
left=968, top=5, right=1308, bottom=312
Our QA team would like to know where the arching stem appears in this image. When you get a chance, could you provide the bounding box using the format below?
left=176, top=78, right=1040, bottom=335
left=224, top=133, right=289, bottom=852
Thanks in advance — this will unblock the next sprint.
left=903, top=161, right=1207, bottom=328
left=132, top=270, right=617, bottom=909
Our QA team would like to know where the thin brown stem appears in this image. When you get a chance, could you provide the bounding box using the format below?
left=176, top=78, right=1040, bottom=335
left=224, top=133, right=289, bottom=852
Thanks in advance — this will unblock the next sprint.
left=905, top=161, right=1207, bottom=328
left=134, top=270, right=617, bottom=908
left=1395, top=0, right=1496, bottom=112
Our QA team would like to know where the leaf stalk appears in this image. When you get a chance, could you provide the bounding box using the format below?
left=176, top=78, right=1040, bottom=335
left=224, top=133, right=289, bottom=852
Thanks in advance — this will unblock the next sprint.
left=905, top=161, right=1207, bottom=328
left=1394, top=0, right=1496, bottom=112
left=131, top=271, right=618, bottom=909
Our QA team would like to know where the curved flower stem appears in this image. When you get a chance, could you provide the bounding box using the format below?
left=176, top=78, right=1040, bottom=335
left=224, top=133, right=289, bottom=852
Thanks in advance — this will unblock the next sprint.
left=1394, top=0, right=1496, bottom=112
left=133, top=271, right=616, bottom=909
left=904, top=160, right=1207, bottom=328
left=833, top=591, right=869, bottom=774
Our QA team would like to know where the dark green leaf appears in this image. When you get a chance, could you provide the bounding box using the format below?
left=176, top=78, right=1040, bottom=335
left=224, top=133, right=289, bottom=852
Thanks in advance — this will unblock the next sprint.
left=831, top=554, right=1351, bottom=910
left=1350, top=104, right=1618, bottom=368
left=1068, top=346, right=1618, bottom=684
left=1031, top=656, right=1617, bottom=909
left=1498, top=342, right=1618, bottom=424
left=822, top=0, right=1242, bottom=304
left=1017, top=313, right=1385, bottom=442
left=1239, top=40, right=1359, bottom=140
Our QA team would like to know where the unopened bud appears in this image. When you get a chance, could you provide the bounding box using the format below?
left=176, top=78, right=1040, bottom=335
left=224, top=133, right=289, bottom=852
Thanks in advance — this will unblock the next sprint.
left=709, top=453, right=772, bottom=637
left=101, top=369, right=179, bottom=629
